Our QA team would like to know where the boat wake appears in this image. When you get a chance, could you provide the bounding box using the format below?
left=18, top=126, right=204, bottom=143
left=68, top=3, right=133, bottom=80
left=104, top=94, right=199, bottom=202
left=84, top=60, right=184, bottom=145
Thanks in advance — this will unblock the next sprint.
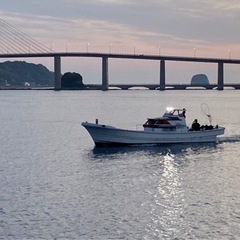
left=217, top=135, right=240, bottom=143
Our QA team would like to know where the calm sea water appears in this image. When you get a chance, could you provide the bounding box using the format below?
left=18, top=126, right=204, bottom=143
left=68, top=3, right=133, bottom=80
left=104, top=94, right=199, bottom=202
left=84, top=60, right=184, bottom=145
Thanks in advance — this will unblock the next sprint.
left=1, top=90, right=240, bottom=240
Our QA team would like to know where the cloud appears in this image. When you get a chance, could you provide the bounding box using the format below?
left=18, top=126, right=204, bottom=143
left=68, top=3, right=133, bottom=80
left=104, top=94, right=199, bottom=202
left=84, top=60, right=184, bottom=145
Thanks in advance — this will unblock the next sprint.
left=1, top=0, right=240, bottom=47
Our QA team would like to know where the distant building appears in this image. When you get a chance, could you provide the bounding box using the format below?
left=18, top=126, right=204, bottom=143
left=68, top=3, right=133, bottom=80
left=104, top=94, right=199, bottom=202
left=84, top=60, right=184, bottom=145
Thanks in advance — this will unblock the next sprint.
left=191, top=74, right=209, bottom=85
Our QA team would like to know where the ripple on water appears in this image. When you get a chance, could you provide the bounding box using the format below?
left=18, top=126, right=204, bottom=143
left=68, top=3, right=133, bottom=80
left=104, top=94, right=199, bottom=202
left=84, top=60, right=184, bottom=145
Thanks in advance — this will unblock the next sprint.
left=1, top=91, right=240, bottom=239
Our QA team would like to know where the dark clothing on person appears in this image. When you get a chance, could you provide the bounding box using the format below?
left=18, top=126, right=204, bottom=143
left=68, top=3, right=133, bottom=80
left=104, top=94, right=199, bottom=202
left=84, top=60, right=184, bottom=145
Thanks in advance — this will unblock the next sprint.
left=182, top=109, right=186, bottom=118
left=191, top=119, right=200, bottom=131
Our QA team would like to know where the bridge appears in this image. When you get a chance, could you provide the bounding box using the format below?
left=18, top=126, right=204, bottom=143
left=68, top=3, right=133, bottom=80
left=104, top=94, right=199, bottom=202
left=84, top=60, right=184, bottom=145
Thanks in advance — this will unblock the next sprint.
left=0, top=19, right=240, bottom=90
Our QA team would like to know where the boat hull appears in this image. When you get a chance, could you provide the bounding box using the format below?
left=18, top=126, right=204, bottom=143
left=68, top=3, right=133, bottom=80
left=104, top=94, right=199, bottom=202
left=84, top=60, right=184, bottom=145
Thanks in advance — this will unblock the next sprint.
left=82, top=122, right=225, bottom=146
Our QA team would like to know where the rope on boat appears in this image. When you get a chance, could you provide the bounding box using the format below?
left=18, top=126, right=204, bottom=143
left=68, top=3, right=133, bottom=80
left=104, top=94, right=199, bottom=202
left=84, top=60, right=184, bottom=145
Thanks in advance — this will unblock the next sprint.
left=201, top=103, right=212, bottom=125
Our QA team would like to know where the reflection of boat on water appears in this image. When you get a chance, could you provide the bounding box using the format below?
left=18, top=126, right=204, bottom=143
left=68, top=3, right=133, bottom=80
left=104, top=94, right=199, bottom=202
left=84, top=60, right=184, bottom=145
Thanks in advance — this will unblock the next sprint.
left=91, top=142, right=217, bottom=157
left=82, top=107, right=225, bottom=147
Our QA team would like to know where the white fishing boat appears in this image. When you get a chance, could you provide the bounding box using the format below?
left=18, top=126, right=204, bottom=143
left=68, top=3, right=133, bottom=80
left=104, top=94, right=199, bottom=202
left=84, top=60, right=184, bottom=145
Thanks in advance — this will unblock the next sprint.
left=82, top=107, right=225, bottom=146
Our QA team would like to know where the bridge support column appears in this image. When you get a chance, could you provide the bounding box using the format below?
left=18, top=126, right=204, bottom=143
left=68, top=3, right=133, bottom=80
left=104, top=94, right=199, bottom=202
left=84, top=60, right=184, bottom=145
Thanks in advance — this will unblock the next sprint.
left=160, top=59, right=165, bottom=90
left=217, top=62, right=224, bottom=91
left=102, top=57, right=109, bottom=90
left=54, top=56, right=61, bottom=90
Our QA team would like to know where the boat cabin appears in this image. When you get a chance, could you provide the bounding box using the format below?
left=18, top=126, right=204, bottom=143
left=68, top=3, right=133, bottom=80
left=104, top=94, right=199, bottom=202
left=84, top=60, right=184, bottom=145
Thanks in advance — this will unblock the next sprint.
left=143, top=108, right=187, bottom=131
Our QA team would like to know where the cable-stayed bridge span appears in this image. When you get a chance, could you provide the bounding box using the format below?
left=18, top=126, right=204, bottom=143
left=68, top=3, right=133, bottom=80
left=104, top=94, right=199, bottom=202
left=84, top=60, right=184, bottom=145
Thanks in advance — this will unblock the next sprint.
left=1, top=19, right=240, bottom=90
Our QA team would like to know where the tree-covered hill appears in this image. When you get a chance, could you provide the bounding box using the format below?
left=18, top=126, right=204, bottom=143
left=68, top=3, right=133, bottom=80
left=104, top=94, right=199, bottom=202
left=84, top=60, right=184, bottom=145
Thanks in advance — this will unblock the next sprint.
left=0, top=61, right=54, bottom=87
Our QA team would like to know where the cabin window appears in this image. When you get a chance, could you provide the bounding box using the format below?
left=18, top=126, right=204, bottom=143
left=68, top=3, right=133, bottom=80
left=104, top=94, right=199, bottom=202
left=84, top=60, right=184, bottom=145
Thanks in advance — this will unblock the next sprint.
left=143, top=118, right=172, bottom=128
left=155, top=119, right=170, bottom=125
left=144, top=119, right=157, bottom=125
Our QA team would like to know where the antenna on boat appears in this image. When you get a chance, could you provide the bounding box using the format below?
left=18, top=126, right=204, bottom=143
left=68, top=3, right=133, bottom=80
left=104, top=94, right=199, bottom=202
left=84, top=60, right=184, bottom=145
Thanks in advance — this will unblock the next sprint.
left=201, top=103, right=212, bottom=125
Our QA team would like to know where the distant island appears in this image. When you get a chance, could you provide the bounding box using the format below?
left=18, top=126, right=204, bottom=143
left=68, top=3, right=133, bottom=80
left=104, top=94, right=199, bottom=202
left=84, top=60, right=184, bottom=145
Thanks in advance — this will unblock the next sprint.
left=0, top=61, right=86, bottom=89
left=191, top=74, right=210, bottom=85
left=61, top=72, right=85, bottom=89
left=0, top=61, right=54, bottom=88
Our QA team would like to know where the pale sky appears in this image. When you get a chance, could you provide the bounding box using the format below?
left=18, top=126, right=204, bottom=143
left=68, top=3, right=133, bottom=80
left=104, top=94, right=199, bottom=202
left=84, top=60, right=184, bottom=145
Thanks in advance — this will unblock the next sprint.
left=1, top=0, right=240, bottom=85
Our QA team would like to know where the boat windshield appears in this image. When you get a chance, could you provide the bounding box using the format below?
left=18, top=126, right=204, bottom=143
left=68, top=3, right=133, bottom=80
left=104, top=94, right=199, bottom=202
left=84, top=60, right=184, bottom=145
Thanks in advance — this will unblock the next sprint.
left=164, top=108, right=186, bottom=117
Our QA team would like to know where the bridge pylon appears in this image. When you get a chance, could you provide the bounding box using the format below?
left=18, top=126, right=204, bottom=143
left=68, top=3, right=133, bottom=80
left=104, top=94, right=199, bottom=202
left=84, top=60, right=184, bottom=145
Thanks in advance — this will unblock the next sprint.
left=102, top=57, right=109, bottom=90
left=217, top=62, right=224, bottom=91
left=54, top=56, right=61, bottom=90
left=160, top=60, right=165, bottom=90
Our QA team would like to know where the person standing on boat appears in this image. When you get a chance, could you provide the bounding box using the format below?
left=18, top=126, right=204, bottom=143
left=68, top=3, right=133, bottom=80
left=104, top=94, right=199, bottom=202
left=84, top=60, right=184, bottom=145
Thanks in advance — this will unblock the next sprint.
left=182, top=108, right=186, bottom=118
left=191, top=119, right=200, bottom=131
left=179, top=108, right=186, bottom=118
